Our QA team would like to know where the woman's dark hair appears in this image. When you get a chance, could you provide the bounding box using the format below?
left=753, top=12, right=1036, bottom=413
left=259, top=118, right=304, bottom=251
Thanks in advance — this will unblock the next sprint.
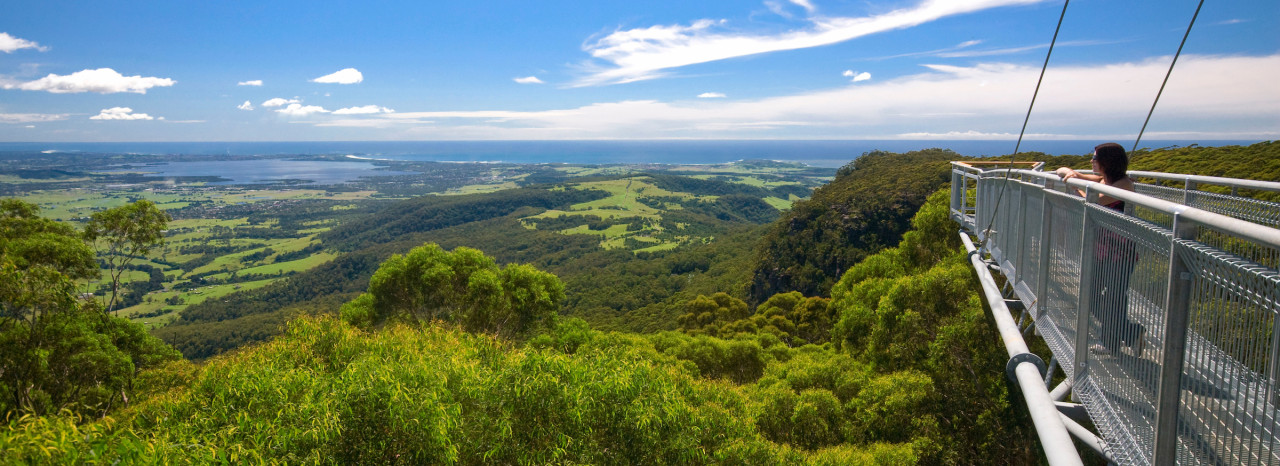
left=1093, top=142, right=1128, bottom=182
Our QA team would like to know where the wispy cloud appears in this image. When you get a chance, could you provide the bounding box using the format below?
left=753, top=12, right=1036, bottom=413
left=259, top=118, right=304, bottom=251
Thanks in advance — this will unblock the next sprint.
left=90, top=107, right=155, bottom=120
left=698, top=92, right=727, bottom=98
left=262, top=97, right=299, bottom=108
left=7, top=68, right=175, bottom=94
left=574, top=0, right=1045, bottom=86
left=237, top=100, right=255, bottom=110
left=789, top=0, right=816, bottom=13
left=870, top=39, right=1111, bottom=61
left=514, top=76, right=544, bottom=84
left=333, top=105, right=394, bottom=115
left=312, top=68, right=363, bottom=84
left=275, top=103, right=329, bottom=116
left=237, top=79, right=263, bottom=86
left=345, top=54, right=1279, bottom=140
left=0, top=32, right=48, bottom=53
left=0, top=112, right=68, bottom=123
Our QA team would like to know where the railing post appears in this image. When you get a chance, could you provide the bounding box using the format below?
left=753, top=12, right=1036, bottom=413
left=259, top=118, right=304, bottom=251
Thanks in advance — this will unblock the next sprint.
left=1035, top=183, right=1054, bottom=321
left=1073, top=187, right=1098, bottom=383
left=1182, top=179, right=1197, bottom=207
left=1013, top=181, right=1029, bottom=285
left=1152, top=212, right=1195, bottom=465
left=1270, top=301, right=1280, bottom=411
left=951, top=167, right=963, bottom=219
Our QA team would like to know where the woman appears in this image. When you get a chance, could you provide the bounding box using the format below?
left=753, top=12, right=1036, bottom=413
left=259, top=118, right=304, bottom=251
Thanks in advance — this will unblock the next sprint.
left=1056, top=143, right=1143, bottom=356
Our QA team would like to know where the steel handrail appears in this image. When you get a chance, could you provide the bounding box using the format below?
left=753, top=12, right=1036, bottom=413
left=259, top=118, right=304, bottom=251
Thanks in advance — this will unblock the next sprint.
left=976, top=168, right=1280, bottom=250
left=950, top=163, right=1280, bottom=465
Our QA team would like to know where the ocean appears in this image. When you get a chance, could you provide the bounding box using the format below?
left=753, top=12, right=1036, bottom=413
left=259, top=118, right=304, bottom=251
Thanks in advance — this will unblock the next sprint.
left=0, top=140, right=1260, bottom=168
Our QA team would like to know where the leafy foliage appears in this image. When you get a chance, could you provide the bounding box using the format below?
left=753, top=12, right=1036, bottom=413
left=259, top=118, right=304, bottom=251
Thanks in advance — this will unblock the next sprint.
left=0, top=199, right=180, bottom=418
left=84, top=200, right=171, bottom=312
left=340, top=243, right=563, bottom=339
left=678, top=291, right=834, bottom=347
left=2, top=316, right=924, bottom=464
left=747, top=149, right=960, bottom=302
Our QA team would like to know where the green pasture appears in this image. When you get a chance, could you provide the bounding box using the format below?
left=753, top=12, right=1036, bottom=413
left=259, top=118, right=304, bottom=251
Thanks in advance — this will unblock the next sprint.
left=186, top=236, right=314, bottom=276
left=529, top=178, right=701, bottom=221
left=0, top=175, right=93, bottom=184
left=440, top=181, right=519, bottom=196
left=207, top=252, right=337, bottom=280
left=559, top=224, right=631, bottom=238
left=634, top=241, right=680, bottom=254
left=762, top=194, right=801, bottom=210
left=121, top=278, right=277, bottom=327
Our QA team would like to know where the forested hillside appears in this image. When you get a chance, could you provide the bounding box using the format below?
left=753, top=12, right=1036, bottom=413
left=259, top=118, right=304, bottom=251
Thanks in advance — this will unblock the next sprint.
left=6, top=142, right=1276, bottom=463
left=157, top=173, right=787, bottom=359
left=2, top=188, right=1041, bottom=464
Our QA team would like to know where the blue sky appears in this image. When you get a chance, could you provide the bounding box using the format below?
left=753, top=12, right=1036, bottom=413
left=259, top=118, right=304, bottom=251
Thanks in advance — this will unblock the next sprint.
left=1, top=0, right=1276, bottom=142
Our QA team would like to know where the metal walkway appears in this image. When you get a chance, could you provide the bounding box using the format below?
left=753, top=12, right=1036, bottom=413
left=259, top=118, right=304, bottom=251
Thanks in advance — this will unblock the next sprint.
left=950, top=162, right=1280, bottom=465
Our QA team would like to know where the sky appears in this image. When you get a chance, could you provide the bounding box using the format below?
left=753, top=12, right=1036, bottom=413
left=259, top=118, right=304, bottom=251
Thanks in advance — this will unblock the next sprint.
left=1, top=0, right=1277, bottom=142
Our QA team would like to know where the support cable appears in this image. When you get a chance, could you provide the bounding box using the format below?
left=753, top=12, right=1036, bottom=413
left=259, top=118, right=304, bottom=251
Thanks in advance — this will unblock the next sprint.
left=980, top=0, right=1070, bottom=244
left=1133, top=0, right=1205, bottom=153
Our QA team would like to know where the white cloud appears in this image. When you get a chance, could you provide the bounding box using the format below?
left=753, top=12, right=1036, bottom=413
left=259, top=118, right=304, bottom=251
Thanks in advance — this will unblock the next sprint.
left=842, top=70, right=871, bottom=81
left=237, top=80, right=263, bottom=86
left=237, top=100, right=255, bottom=110
left=9, top=68, right=175, bottom=94
left=275, top=103, right=329, bottom=116
left=262, top=97, right=299, bottom=107
left=575, top=0, right=1044, bottom=86
left=90, top=107, right=155, bottom=120
left=333, top=105, right=394, bottom=115
left=514, top=76, right=544, bottom=84
left=0, top=113, right=68, bottom=123
left=312, top=68, right=363, bottom=84
left=352, top=54, right=1280, bottom=141
left=698, top=92, right=726, bottom=98
left=0, top=32, right=48, bottom=53
left=789, top=0, right=816, bottom=13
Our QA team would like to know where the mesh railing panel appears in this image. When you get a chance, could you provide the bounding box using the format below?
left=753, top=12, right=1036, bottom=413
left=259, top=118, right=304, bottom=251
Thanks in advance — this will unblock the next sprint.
left=1134, top=183, right=1280, bottom=231
left=1176, top=239, right=1280, bottom=465
left=954, top=166, right=1280, bottom=466
left=1036, top=192, right=1086, bottom=377
left=1072, top=205, right=1172, bottom=466
left=1017, top=184, right=1046, bottom=310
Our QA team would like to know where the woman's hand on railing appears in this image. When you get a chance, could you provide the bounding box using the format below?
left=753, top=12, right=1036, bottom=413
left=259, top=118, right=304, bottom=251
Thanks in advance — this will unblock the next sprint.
left=1055, top=167, right=1078, bottom=180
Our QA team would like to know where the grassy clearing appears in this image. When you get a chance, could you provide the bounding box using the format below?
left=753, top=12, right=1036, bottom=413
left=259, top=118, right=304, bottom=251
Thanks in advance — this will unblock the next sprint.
left=762, top=194, right=801, bottom=211
left=529, top=178, right=701, bottom=222
left=121, top=278, right=278, bottom=327
left=439, top=181, right=519, bottom=196
left=634, top=241, right=680, bottom=254
left=0, top=175, right=94, bottom=184
left=208, top=252, right=337, bottom=279
left=186, top=236, right=315, bottom=276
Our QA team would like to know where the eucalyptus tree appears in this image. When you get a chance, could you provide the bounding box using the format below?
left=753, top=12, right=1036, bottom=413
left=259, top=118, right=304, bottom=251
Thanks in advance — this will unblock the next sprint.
left=0, top=199, right=178, bottom=417
left=83, top=199, right=170, bottom=313
left=341, top=243, right=564, bottom=339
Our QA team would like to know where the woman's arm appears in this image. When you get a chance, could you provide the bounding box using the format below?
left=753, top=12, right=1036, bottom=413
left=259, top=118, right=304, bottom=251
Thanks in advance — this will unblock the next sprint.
left=1055, top=167, right=1103, bottom=182
left=1055, top=167, right=1104, bottom=196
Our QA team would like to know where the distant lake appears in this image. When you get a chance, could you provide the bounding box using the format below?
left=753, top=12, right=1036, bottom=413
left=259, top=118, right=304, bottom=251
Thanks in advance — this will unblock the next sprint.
left=102, top=159, right=416, bottom=185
